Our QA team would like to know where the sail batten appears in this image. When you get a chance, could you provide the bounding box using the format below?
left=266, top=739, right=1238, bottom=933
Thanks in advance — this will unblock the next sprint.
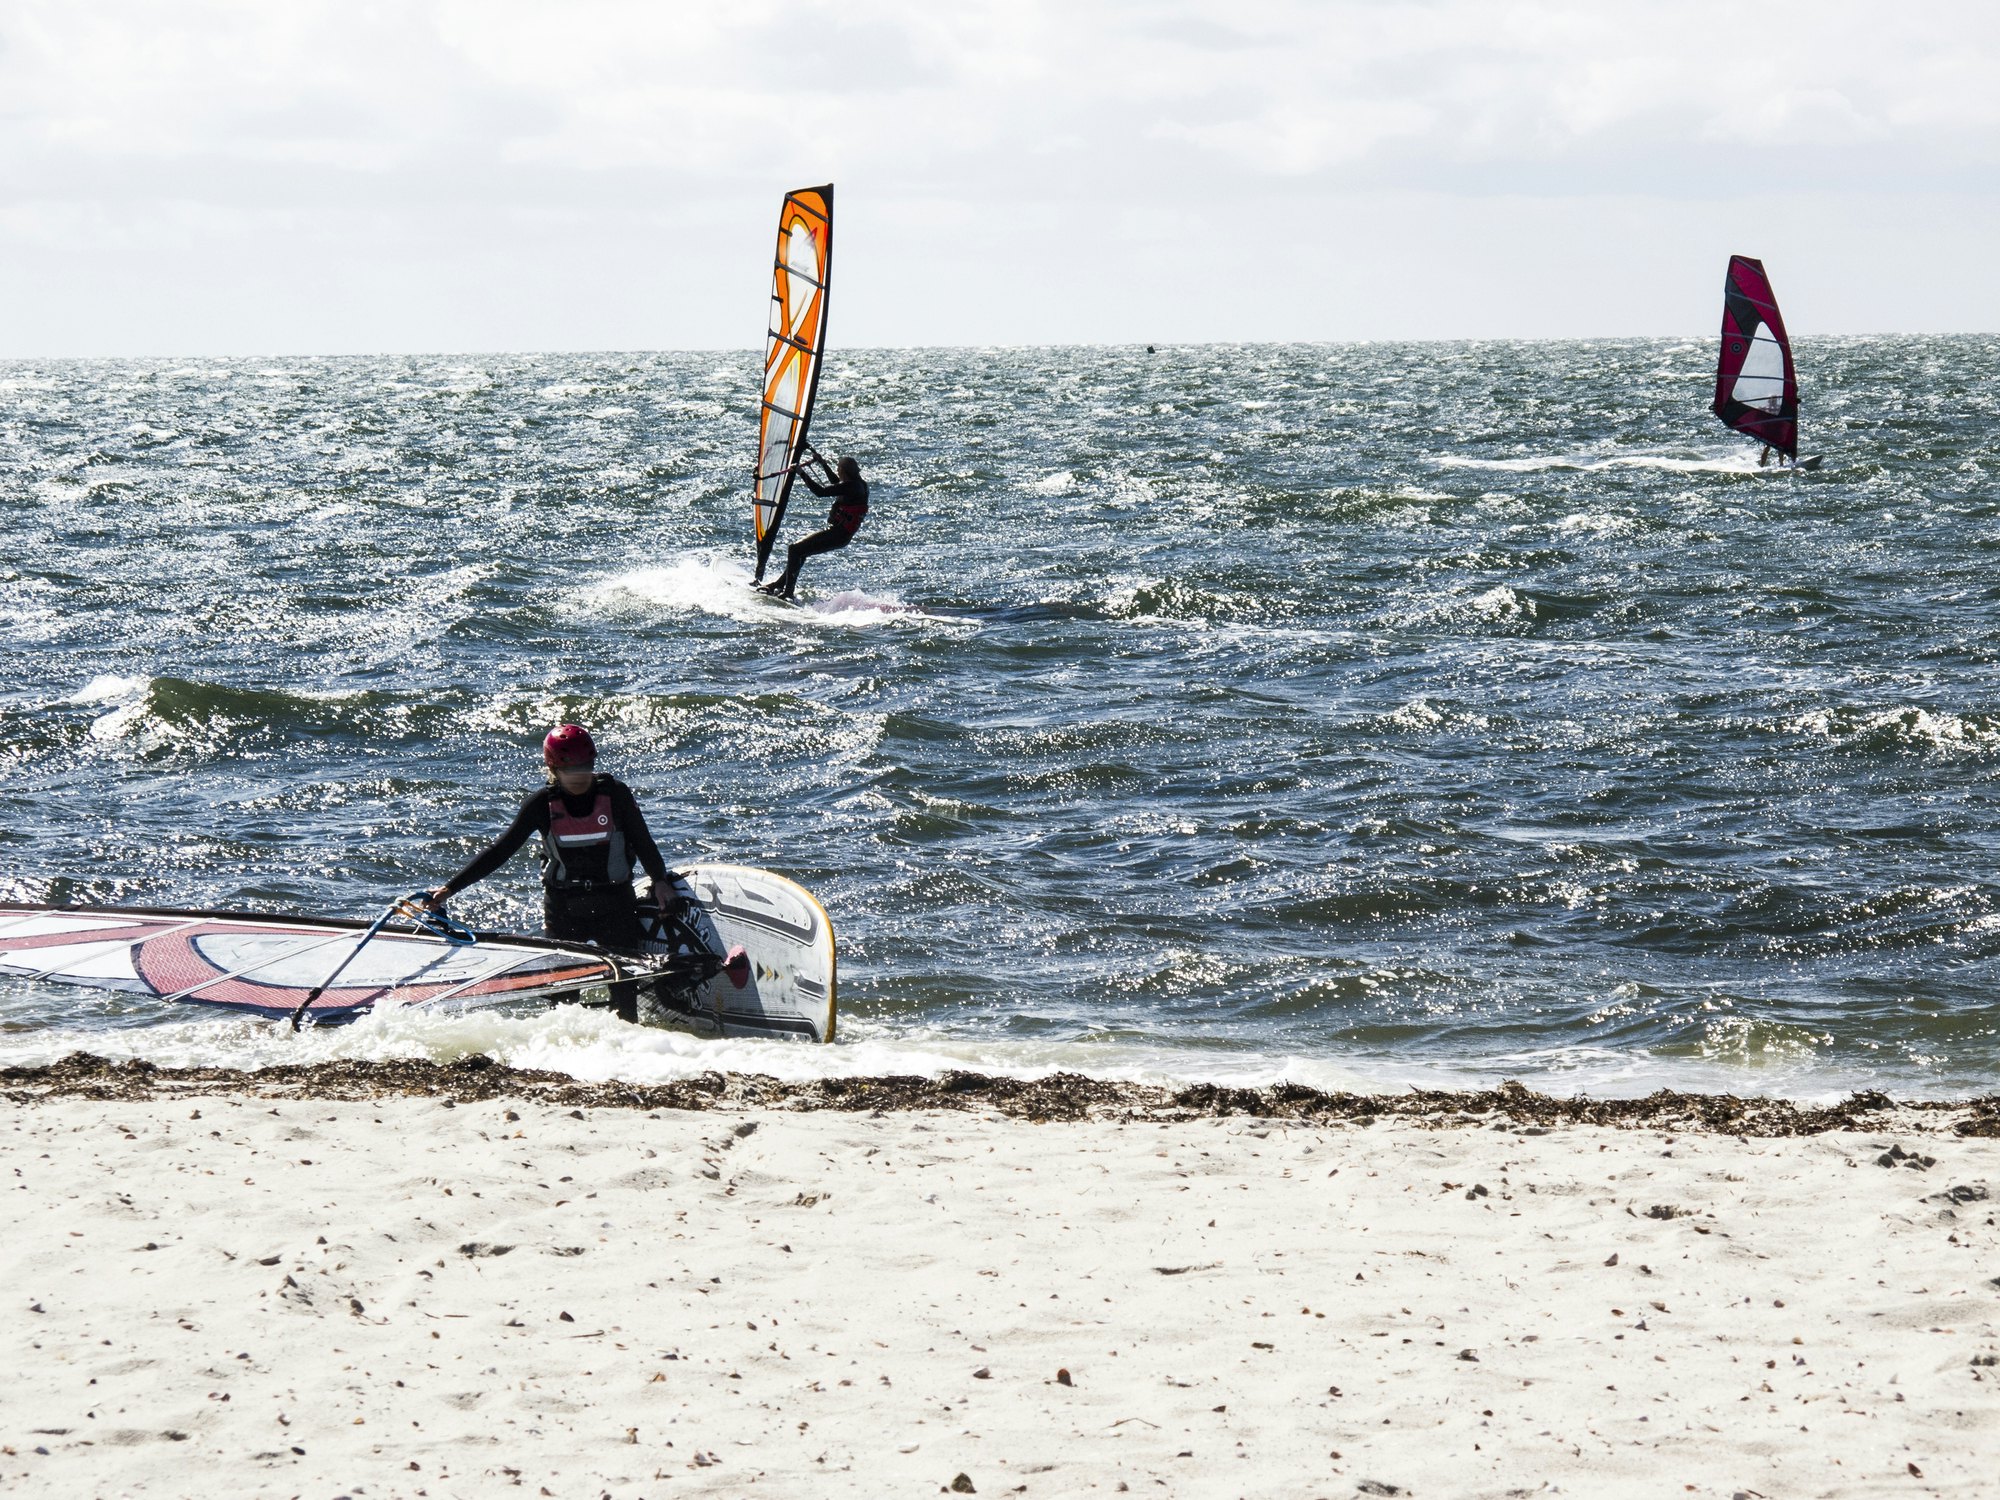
left=753, top=183, right=835, bottom=581
left=1711, top=254, right=1799, bottom=460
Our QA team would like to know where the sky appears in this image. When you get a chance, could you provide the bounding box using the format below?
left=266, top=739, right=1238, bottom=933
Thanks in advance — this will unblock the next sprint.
left=2, top=0, right=1997, bottom=354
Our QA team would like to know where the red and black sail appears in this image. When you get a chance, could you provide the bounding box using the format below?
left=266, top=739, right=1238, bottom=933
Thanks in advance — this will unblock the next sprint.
left=1711, top=255, right=1798, bottom=459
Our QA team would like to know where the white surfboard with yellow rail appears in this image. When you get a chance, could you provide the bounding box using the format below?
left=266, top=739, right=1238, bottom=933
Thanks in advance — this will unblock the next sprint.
left=636, top=863, right=836, bottom=1043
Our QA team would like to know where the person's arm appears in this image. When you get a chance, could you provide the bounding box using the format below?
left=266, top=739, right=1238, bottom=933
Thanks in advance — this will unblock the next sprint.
left=799, top=469, right=837, bottom=497
left=609, top=782, right=671, bottom=893
left=426, top=791, right=544, bottom=905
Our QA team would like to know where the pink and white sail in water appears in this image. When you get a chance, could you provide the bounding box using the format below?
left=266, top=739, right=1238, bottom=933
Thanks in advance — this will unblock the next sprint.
left=1711, top=255, right=1799, bottom=461
left=0, top=905, right=625, bottom=1023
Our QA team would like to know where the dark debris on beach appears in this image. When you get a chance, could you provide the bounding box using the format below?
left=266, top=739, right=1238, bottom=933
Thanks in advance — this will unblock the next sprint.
left=3, top=1052, right=1997, bottom=1136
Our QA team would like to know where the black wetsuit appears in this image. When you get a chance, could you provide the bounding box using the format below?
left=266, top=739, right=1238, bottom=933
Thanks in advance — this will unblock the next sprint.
left=771, top=470, right=869, bottom=597
left=438, top=775, right=670, bottom=1021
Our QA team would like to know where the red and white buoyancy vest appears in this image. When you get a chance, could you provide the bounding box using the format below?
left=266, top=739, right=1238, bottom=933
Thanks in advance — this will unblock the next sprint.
left=829, top=491, right=868, bottom=535
left=540, top=789, right=631, bottom=890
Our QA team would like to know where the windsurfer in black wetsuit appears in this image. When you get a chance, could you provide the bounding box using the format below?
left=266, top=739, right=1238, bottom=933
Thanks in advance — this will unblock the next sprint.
left=422, top=724, right=672, bottom=1023
left=758, top=453, right=869, bottom=600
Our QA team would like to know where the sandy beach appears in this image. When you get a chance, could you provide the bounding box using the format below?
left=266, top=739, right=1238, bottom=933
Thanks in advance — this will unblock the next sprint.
left=2, top=1060, right=1996, bottom=1499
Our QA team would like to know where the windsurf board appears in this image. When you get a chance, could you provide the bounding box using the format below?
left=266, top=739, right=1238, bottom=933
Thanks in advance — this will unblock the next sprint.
left=637, top=863, right=836, bottom=1043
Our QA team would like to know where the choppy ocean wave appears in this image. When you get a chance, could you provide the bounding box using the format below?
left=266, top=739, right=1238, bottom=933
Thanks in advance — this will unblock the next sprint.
left=4, top=338, right=2000, bottom=1098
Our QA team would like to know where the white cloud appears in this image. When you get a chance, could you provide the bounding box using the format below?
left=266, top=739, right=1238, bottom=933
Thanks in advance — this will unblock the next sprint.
left=1, top=0, right=1996, bottom=352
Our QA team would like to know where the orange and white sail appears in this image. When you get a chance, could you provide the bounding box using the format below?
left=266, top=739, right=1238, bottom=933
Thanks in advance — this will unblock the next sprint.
left=754, top=184, right=834, bottom=579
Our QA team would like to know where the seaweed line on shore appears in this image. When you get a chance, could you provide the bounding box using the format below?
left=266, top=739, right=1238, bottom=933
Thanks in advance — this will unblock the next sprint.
left=3, top=1052, right=1997, bottom=1135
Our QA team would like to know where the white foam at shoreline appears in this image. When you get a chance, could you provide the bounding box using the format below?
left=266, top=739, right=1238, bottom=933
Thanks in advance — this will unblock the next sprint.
left=0, top=1001, right=1944, bottom=1102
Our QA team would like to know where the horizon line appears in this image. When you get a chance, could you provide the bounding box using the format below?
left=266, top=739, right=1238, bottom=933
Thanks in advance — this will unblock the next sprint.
left=2, top=330, right=1993, bottom=363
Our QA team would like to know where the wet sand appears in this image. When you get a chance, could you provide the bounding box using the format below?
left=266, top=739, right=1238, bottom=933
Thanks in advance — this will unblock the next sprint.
left=1, top=1058, right=1996, bottom=1498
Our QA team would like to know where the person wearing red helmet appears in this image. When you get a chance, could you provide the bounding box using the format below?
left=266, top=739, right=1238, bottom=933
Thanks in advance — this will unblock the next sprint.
left=423, top=724, right=673, bottom=1022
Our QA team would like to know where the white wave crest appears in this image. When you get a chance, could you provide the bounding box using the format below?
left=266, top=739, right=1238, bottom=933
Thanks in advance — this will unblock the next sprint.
left=806, top=590, right=969, bottom=627
left=590, top=553, right=966, bottom=630
left=1378, top=697, right=1489, bottom=733
left=1787, top=705, right=2000, bottom=752
left=592, top=554, right=768, bottom=623
left=1556, top=511, right=1638, bottom=537
left=1439, top=453, right=1761, bottom=475
left=62, top=673, right=150, bottom=707
left=1467, top=584, right=1534, bottom=621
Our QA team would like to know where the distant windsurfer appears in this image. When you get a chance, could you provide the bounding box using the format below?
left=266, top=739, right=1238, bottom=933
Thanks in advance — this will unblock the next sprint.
left=758, top=453, right=868, bottom=601
left=423, top=724, right=672, bottom=1023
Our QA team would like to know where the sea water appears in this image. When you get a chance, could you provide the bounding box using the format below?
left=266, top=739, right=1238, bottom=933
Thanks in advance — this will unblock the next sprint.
left=3, top=339, right=1998, bottom=1098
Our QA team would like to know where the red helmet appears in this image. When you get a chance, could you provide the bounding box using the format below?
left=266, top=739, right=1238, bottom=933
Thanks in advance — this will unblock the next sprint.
left=542, top=723, right=596, bottom=770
